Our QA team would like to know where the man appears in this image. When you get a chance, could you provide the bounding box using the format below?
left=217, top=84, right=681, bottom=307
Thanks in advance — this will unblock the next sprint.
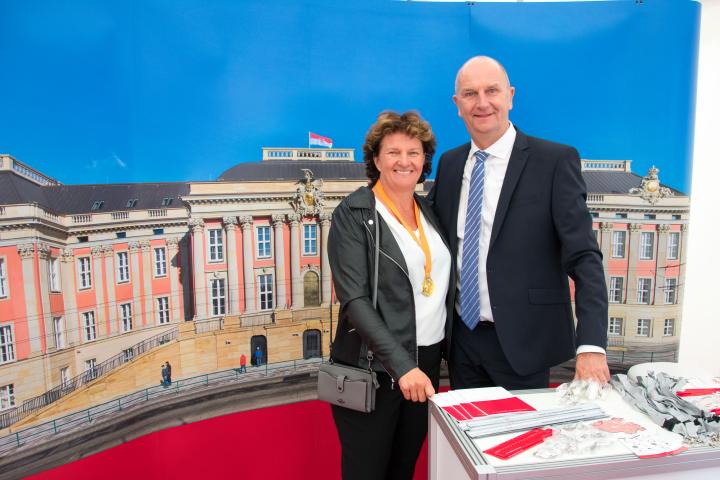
left=429, top=56, right=609, bottom=390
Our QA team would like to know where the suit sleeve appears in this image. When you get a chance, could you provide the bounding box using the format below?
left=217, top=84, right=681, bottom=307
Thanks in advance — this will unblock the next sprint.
left=328, top=202, right=416, bottom=379
left=551, top=146, right=608, bottom=349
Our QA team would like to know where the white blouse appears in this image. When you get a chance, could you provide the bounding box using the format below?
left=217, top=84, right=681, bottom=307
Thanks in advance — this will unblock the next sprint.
left=375, top=200, right=451, bottom=346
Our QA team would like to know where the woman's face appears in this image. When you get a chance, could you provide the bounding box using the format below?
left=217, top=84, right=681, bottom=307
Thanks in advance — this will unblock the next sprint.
left=374, top=132, right=424, bottom=194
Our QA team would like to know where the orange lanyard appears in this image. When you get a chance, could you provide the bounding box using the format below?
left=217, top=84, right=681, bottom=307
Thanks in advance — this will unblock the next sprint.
left=373, top=181, right=434, bottom=296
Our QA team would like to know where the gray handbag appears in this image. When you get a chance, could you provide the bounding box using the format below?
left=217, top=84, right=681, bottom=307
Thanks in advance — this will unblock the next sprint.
left=317, top=206, right=381, bottom=413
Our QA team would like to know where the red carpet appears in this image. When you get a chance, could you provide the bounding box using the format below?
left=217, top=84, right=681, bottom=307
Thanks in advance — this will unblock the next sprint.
left=27, top=400, right=431, bottom=480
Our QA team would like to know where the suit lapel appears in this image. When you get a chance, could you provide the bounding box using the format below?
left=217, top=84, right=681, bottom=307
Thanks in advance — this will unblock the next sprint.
left=445, top=143, right=471, bottom=255
left=489, top=130, right=529, bottom=250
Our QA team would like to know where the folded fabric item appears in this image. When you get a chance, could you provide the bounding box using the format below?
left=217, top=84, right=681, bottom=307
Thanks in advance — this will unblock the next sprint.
left=610, top=372, right=720, bottom=446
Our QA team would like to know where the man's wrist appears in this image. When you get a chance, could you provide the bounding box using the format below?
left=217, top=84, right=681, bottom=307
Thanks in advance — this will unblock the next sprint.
left=576, top=345, right=606, bottom=356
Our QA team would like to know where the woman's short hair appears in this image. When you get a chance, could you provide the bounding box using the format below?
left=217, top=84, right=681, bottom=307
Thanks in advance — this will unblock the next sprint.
left=363, top=110, right=436, bottom=187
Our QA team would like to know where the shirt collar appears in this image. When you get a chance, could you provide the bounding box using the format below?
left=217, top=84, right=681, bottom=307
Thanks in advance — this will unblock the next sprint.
left=470, top=123, right=516, bottom=161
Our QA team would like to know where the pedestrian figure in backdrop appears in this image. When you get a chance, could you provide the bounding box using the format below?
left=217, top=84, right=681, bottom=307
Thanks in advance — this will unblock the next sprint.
left=239, top=353, right=247, bottom=373
left=255, top=346, right=263, bottom=367
left=165, top=361, right=172, bottom=384
left=161, top=363, right=169, bottom=387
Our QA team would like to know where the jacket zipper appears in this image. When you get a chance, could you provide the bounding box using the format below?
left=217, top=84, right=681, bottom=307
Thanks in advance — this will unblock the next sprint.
left=364, top=220, right=419, bottom=390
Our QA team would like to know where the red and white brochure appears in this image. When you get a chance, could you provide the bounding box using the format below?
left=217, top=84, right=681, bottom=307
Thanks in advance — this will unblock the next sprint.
left=432, top=387, right=535, bottom=422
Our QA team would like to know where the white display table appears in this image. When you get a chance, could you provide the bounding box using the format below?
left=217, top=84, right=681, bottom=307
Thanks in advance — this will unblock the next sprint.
left=428, top=388, right=720, bottom=479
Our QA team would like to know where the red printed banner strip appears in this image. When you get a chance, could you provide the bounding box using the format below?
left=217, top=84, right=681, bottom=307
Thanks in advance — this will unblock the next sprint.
left=483, top=428, right=553, bottom=460
left=676, top=388, right=720, bottom=397
left=472, top=397, right=536, bottom=416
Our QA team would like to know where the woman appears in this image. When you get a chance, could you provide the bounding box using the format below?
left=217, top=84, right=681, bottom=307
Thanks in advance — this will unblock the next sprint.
left=328, top=111, right=455, bottom=480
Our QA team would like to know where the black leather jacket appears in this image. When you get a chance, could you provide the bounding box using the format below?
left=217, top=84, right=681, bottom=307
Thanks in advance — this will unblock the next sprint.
left=328, top=186, right=456, bottom=381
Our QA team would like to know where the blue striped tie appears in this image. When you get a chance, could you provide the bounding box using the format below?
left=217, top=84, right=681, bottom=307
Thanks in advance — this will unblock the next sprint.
left=460, top=150, right=488, bottom=330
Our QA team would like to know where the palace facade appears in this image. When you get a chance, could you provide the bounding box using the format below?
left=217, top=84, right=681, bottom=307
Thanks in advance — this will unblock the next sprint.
left=0, top=150, right=689, bottom=414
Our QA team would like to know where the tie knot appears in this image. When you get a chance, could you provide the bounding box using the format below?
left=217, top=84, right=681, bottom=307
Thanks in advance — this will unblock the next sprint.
left=474, top=150, right=489, bottom=162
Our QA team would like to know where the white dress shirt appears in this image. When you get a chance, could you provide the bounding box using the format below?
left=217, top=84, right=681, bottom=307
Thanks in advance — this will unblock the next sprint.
left=455, top=123, right=604, bottom=355
left=376, top=201, right=451, bottom=346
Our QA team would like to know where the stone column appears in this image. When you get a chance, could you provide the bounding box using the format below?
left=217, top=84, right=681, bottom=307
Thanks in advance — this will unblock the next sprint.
left=677, top=224, right=689, bottom=305
left=140, top=240, right=153, bottom=326
left=240, top=216, right=255, bottom=313
left=180, top=236, right=192, bottom=320
left=18, top=244, right=41, bottom=353
left=288, top=213, right=302, bottom=309
left=654, top=224, right=670, bottom=305
left=224, top=216, right=240, bottom=314
left=626, top=223, right=642, bottom=304
left=189, top=218, right=206, bottom=319
left=167, top=237, right=181, bottom=322
left=320, top=213, right=332, bottom=304
left=128, top=241, right=143, bottom=330
left=272, top=214, right=287, bottom=309
left=60, top=248, right=79, bottom=345
left=599, top=222, right=613, bottom=288
left=36, top=243, right=53, bottom=350
left=102, top=245, right=117, bottom=335
left=90, top=246, right=107, bottom=339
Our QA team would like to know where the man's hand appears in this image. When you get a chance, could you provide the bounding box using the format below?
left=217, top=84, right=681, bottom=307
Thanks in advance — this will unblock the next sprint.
left=574, top=352, right=610, bottom=384
left=398, top=368, right=435, bottom=402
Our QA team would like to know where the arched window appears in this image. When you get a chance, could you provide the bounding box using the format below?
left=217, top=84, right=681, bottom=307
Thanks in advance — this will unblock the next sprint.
left=303, top=271, right=320, bottom=307
left=303, top=329, right=321, bottom=359
left=250, top=335, right=267, bottom=366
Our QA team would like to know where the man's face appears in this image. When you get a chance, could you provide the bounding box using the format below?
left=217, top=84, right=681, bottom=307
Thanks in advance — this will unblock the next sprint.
left=453, top=59, right=514, bottom=149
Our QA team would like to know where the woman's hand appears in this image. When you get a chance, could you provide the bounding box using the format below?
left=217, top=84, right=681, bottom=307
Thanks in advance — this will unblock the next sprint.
left=398, top=368, right=435, bottom=403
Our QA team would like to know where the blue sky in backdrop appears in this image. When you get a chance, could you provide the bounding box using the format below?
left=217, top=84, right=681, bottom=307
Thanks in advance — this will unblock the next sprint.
left=0, top=0, right=699, bottom=192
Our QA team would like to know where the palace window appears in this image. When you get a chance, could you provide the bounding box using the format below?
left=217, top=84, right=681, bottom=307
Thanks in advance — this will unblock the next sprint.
left=0, top=384, right=15, bottom=411
left=608, top=277, right=623, bottom=303
left=611, top=231, right=626, bottom=258
left=0, top=258, right=8, bottom=298
left=636, top=319, right=651, bottom=337
left=121, top=303, right=133, bottom=332
left=639, top=232, right=655, bottom=260
left=256, top=226, right=271, bottom=259
left=663, top=319, right=676, bottom=336
left=664, top=278, right=678, bottom=304
left=154, top=247, right=167, bottom=276
left=210, top=279, right=226, bottom=316
left=303, top=224, right=318, bottom=255
left=60, top=367, right=70, bottom=388
left=0, top=325, right=15, bottom=363
left=157, top=297, right=170, bottom=324
left=82, top=311, right=97, bottom=342
left=667, top=232, right=679, bottom=260
left=636, top=278, right=651, bottom=304
left=608, top=317, right=623, bottom=336
left=53, top=317, right=66, bottom=349
left=85, top=359, right=97, bottom=380
left=78, top=257, right=92, bottom=289
left=49, top=256, right=61, bottom=292
left=259, top=274, right=274, bottom=310
left=117, top=251, right=129, bottom=283
left=208, top=229, right=224, bottom=262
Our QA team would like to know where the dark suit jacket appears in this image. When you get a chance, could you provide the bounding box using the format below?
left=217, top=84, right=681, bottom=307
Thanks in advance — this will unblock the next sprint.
left=428, top=128, right=608, bottom=376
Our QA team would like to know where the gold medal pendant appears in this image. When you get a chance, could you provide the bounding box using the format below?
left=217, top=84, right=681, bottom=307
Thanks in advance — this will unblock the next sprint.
left=422, top=276, right=434, bottom=296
